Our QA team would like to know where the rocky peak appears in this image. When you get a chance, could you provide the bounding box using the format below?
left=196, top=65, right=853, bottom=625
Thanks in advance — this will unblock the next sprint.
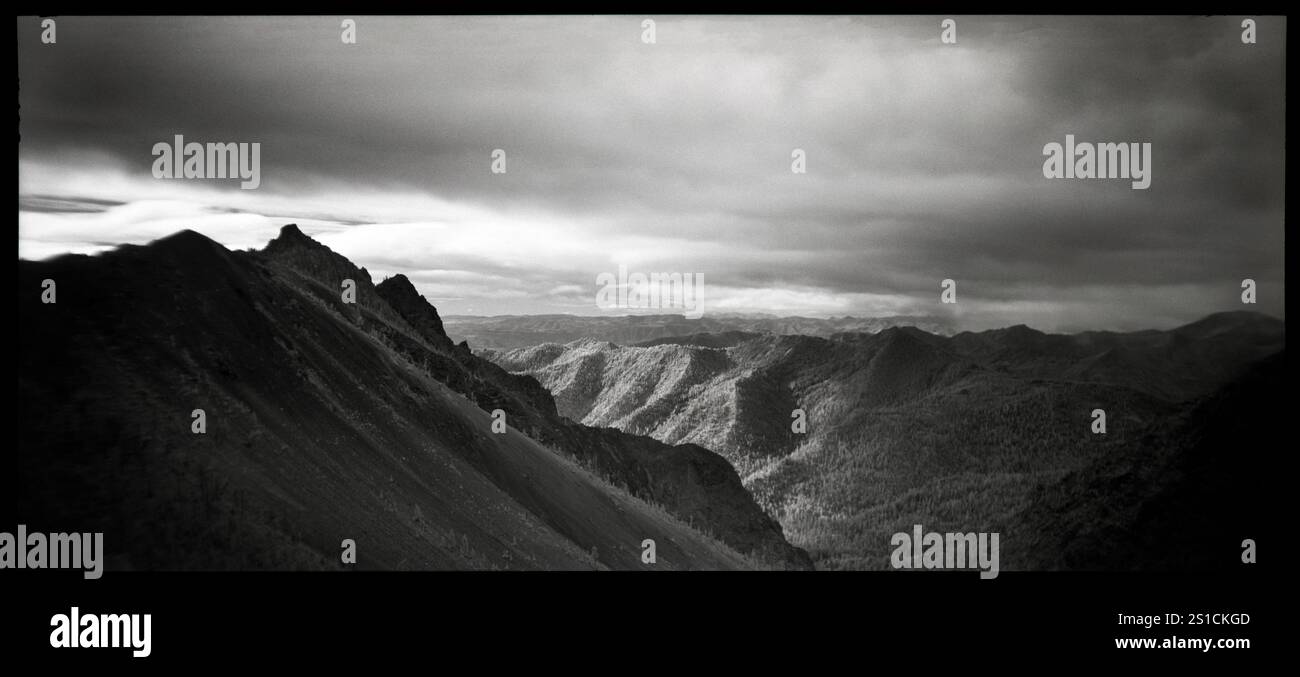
left=376, top=274, right=454, bottom=350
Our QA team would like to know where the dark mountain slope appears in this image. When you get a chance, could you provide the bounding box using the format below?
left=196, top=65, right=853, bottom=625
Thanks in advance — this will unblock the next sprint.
left=367, top=277, right=810, bottom=568
left=17, top=227, right=807, bottom=570
left=1010, top=350, right=1281, bottom=571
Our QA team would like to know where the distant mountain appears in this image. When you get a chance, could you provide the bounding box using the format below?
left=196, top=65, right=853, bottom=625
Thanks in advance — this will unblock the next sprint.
left=486, top=313, right=1283, bottom=570
left=17, top=225, right=811, bottom=570
left=443, top=313, right=958, bottom=351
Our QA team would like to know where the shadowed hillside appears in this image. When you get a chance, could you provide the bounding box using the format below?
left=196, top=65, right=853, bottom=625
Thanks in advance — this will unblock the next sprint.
left=1010, top=350, right=1281, bottom=571
left=16, top=226, right=811, bottom=571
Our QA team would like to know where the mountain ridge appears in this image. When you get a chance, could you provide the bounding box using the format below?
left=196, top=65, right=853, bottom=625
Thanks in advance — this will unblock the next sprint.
left=17, top=225, right=812, bottom=570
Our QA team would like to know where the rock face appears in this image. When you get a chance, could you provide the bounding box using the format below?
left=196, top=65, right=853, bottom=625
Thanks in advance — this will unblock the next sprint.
left=262, top=223, right=410, bottom=332
left=16, top=225, right=812, bottom=571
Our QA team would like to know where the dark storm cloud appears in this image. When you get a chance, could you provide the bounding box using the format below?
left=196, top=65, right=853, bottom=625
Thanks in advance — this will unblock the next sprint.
left=17, top=15, right=1285, bottom=328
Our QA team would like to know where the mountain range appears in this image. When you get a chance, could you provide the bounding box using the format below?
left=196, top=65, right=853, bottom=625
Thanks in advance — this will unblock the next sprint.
left=484, top=311, right=1284, bottom=570
left=17, top=222, right=1280, bottom=572
left=443, top=313, right=958, bottom=351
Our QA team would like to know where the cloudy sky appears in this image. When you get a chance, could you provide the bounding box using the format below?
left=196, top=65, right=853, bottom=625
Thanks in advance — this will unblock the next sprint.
left=17, top=15, right=1286, bottom=331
